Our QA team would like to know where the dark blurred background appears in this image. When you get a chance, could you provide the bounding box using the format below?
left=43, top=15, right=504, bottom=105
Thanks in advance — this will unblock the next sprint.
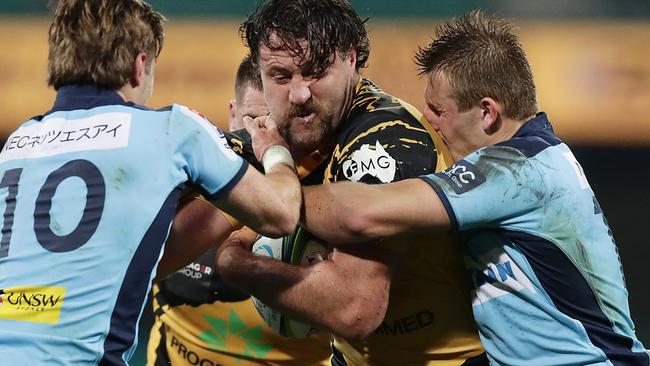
left=1, top=1, right=648, bottom=364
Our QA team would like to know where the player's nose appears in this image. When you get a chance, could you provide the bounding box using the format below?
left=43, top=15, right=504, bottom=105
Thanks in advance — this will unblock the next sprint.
left=288, top=79, right=311, bottom=105
left=423, top=107, right=441, bottom=132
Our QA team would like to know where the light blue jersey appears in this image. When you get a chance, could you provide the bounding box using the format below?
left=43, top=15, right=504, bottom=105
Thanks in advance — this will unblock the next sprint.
left=421, top=113, right=648, bottom=366
left=0, top=85, right=247, bottom=365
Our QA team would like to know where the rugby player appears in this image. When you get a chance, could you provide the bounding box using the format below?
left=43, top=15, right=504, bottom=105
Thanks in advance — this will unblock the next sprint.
left=214, top=1, right=487, bottom=365
left=295, top=11, right=650, bottom=365
left=0, top=1, right=301, bottom=364
left=147, top=56, right=331, bottom=366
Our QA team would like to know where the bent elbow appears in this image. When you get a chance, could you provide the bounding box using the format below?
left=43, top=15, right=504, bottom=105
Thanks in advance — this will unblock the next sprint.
left=331, top=297, right=387, bottom=340
left=260, top=212, right=298, bottom=239
left=342, top=205, right=381, bottom=243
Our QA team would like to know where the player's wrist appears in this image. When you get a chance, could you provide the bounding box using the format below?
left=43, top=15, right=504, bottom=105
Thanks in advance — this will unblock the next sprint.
left=262, top=144, right=295, bottom=172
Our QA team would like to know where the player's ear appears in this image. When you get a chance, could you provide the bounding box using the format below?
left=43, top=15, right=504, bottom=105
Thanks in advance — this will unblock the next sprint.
left=344, top=49, right=357, bottom=70
left=228, top=100, right=237, bottom=131
left=480, top=97, right=501, bottom=135
left=131, top=52, right=148, bottom=88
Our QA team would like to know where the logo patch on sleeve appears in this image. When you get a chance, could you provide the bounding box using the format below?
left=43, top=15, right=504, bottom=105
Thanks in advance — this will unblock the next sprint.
left=342, top=141, right=396, bottom=183
left=438, top=159, right=485, bottom=194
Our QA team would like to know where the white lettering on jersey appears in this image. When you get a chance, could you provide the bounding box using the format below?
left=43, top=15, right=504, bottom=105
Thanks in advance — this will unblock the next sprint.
left=0, top=112, right=131, bottom=163
left=562, top=152, right=589, bottom=190
left=342, top=141, right=396, bottom=183
left=179, top=106, right=238, bottom=162
left=468, top=251, right=536, bottom=306
left=447, top=164, right=476, bottom=184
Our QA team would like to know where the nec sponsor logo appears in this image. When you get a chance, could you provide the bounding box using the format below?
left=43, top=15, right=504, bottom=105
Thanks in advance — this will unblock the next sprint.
left=438, top=160, right=485, bottom=194
left=0, top=286, right=66, bottom=324
left=342, top=141, right=396, bottom=183
left=468, top=252, right=536, bottom=306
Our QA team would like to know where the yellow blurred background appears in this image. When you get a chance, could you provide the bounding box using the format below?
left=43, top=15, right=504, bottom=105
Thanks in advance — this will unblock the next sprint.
left=0, top=3, right=648, bottom=360
left=0, top=18, right=648, bottom=145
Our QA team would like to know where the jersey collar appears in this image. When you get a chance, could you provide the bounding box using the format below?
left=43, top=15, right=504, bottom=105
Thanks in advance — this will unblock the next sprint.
left=47, top=85, right=135, bottom=115
left=512, top=112, right=555, bottom=139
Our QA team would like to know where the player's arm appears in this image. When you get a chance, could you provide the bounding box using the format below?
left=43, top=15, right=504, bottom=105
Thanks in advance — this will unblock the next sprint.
left=216, top=228, right=392, bottom=340
left=213, top=161, right=300, bottom=238
left=301, top=177, right=451, bottom=244
left=211, top=115, right=301, bottom=238
left=177, top=107, right=301, bottom=239
left=155, top=195, right=236, bottom=280
left=156, top=151, right=300, bottom=276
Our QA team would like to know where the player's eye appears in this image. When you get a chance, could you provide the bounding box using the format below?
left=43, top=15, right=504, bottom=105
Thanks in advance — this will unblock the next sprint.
left=271, top=74, right=290, bottom=83
left=303, top=69, right=325, bottom=81
left=428, top=104, right=442, bottom=117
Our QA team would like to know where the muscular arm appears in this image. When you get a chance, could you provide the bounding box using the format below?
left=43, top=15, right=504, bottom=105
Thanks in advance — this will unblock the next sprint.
left=217, top=229, right=393, bottom=340
left=301, top=178, right=451, bottom=244
left=214, top=162, right=301, bottom=238
left=155, top=197, right=235, bottom=281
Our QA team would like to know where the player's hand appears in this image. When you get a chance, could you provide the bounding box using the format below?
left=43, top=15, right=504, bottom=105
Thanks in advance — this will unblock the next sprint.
left=215, top=227, right=259, bottom=272
left=244, top=114, right=289, bottom=162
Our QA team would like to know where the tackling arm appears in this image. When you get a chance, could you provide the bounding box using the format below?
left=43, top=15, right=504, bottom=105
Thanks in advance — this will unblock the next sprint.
left=301, top=178, right=452, bottom=244
left=155, top=196, right=235, bottom=281
left=214, top=162, right=301, bottom=238
left=216, top=228, right=393, bottom=340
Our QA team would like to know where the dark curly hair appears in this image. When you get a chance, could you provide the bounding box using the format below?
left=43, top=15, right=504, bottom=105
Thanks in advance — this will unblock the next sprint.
left=415, top=10, right=537, bottom=121
left=240, top=0, right=369, bottom=75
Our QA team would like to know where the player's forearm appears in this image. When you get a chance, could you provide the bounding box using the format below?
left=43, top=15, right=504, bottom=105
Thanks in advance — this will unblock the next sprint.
left=301, top=182, right=388, bottom=243
left=155, top=198, right=235, bottom=281
left=301, top=179, right=452, bottom=243
left=217, top=245, right=389, bottom=340
left=260, top=163, right=302, bottom=234
left=216, top=165, right=300, bottom=238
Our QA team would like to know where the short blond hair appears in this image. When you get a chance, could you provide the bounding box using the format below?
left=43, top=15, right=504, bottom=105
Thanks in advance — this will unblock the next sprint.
left=415, top=10, right=537, bottom=120
left=48, top=0, right=165, bottom=90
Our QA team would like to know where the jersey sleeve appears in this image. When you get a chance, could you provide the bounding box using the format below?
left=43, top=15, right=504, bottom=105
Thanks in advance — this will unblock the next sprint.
left=169, top=105, right=247, bottom=199
left=419, top=145, right=545, bottom=231
left=332, top=112, right=437, bottom=185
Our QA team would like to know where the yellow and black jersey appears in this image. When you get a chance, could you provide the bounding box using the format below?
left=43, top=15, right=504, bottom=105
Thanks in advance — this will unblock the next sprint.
left=325, top=79, right=486, bottom=366
left=147, top=131, right=331, bottom=366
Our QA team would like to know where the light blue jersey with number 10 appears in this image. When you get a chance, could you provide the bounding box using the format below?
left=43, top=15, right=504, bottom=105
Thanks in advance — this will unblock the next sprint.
left=0, top=86, right=247, bottom=365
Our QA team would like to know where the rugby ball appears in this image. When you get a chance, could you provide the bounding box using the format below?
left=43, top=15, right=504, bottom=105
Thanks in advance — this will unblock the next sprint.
left=250, top=228, right=328, bottom=338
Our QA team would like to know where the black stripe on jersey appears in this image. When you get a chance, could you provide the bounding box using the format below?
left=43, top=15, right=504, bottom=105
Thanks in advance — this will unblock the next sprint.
left=205, top=160, right=249, bottom=201
left=99, top=186, right=182, bottom=366
left=418, top=176, right=459, bottom=231
left=152, top=323, right=173, bottom=366
left=460, top=352, right=490, bottom=366
left=330, top=344, right=348, bottom=366
left=505, top=230, right=649, bottom=365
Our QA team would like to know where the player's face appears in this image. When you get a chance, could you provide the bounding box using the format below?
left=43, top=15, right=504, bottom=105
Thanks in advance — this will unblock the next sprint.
left=229, top=87, right=268, bottom=131
left=423, top=72, right=484, bottom=161
left=258, top=34, right=358, bottom=156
